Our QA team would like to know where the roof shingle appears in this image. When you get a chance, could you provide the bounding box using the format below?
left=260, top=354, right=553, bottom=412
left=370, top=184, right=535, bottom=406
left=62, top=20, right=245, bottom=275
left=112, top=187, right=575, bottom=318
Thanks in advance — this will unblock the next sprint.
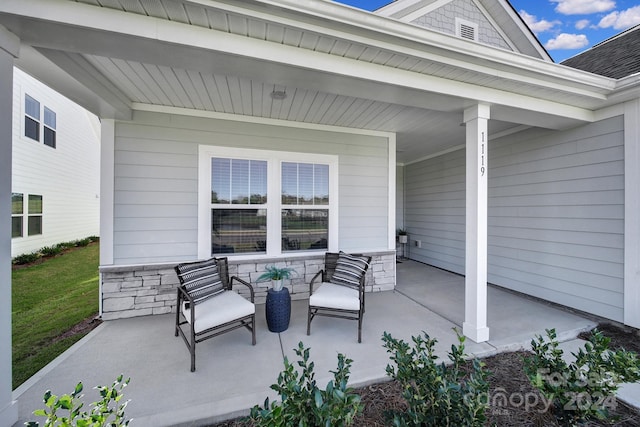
left=561, top=24, right=640, bottom=79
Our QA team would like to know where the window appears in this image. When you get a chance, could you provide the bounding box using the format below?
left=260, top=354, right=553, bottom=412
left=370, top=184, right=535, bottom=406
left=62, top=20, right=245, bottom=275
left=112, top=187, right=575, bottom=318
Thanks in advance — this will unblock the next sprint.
left=44, top=107, right=56, bottom=148
left=11, top=193, right=23, bottom=238
left=28, top=194, right=43, bottom=236
left=24, top=95, right=40, bottom=141
left=199, top=146, right=338, bottom=259
left=24, top=94, right=56, bottom=148
left=211, top=158, right=268, bottom=254
left=281, top=162, right=329, bottom=252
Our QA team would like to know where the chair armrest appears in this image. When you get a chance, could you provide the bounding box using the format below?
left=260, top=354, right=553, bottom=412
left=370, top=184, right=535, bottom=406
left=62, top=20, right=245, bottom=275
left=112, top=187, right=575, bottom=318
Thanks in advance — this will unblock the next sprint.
left=177, top=286, right=196, bottom=326
left=231, top=276, right=255, bottom=303
left=177, top=285, right=195, bottom=308
left=309, top=269, right=324, bottom=295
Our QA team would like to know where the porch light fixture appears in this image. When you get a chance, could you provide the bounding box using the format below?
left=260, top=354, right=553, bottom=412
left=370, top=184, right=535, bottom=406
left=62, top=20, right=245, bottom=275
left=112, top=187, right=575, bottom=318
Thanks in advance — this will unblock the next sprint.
left=270, top=90, right=287, bottom=100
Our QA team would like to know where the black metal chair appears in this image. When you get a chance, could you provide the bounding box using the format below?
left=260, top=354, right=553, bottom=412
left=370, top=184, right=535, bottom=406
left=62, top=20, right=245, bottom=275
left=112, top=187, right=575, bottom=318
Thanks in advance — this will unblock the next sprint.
left=307, top=252, right=371, bottom=343
left=174, top=257, right=255, bottom=371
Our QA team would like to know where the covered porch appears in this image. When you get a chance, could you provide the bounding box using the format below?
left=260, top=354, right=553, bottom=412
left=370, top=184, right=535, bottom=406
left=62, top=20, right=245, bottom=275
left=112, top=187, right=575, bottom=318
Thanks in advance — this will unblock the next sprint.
left=2, top=1, right=639, bottom=425
left=12, top=261, right=597, bottom=427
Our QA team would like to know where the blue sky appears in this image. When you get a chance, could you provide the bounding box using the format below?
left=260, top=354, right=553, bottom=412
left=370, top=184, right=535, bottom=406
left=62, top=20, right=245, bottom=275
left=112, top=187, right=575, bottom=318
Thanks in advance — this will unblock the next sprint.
left=333, top=0, right=640, bottom=62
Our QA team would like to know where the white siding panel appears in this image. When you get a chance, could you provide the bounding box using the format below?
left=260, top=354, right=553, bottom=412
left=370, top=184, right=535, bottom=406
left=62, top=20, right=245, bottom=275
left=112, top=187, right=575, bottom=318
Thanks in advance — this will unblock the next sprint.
left=113, top=110, right=390, bottom=263
left=11, top=69, right=100, bottom=256
left=404, top=116, right=624, bottom=322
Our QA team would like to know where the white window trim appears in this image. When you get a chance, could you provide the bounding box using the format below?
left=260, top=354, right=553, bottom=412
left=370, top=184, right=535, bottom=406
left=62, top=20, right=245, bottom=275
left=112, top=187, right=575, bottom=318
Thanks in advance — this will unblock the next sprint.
left=11, top=192, right=24, bottom=239
left=21, top=91, right=57, bottom=148
left=198, top=145, right=339, bottom=260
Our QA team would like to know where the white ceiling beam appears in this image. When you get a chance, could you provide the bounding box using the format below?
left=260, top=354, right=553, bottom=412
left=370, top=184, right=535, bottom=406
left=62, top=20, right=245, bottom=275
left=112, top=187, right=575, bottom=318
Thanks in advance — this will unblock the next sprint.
left=15, top=45, right=131, bottom=120
left=36, top=48, right=132, bottom=119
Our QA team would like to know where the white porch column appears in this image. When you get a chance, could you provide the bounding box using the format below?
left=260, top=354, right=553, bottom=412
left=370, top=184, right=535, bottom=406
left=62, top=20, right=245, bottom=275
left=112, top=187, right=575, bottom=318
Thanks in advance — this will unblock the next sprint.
left=0, top=25, right=19, bottom=427
left=99, top=120, right=115, bottom=317
left=463, top=104, right=490, bottom=343
left=624, top=99, right=640, bottom=328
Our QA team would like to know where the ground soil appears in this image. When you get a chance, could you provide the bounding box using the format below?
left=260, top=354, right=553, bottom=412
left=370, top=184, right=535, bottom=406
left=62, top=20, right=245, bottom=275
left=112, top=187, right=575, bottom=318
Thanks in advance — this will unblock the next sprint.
left=212, top=323, right=640, bottom=426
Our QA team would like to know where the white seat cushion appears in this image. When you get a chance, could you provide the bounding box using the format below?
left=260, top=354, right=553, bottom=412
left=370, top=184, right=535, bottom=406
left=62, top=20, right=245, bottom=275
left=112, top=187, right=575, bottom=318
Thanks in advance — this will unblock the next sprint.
left=182, top=291, right=255, bottom=333
left=309, top=282, right=360, bottom=311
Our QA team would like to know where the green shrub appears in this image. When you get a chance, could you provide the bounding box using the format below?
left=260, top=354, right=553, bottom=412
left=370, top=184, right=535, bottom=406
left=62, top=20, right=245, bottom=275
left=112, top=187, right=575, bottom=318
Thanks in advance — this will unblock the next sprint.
left=40, top=246, right=63, bottom=257
left=13, top=252, right=41, bottom=265
left=524, top=328, right=640, bottom=426
left=55, top=242, right=75, bottom=250
left=250, top=341, right=362, bottom=427
left=382, top=330, right=489, bottom=426
left=74, top=238, right=92, bottom=247
left=26, top=374, right=131, bottom=427
left=88, top=236, right=100, bottom=243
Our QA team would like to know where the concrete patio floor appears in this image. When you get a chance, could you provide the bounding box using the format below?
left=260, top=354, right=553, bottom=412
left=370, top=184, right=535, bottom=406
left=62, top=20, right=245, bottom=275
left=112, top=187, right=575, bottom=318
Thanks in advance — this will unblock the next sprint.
left=12, top=260, right=599, bottom=427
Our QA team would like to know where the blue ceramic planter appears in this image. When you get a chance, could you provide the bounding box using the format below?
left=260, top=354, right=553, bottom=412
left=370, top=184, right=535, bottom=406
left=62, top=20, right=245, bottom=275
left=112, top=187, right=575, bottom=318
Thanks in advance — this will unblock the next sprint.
left=266, top=287, right=291, bottom=332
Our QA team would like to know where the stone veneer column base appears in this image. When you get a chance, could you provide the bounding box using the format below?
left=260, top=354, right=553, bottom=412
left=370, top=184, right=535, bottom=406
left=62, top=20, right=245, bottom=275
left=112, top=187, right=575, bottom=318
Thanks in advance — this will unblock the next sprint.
left=100, top=251, right=396, bottom=320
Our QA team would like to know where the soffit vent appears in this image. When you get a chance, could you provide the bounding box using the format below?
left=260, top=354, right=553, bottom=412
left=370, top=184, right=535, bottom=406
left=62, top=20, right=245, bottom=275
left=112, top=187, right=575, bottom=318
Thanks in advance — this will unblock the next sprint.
left=455, top=18, right=478, bottom=42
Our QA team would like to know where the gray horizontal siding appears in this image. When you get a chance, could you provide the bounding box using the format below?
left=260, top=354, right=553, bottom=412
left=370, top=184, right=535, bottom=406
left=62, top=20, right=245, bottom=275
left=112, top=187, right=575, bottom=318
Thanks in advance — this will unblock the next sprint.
left=404, top=116, right=624, bottom=322
left=113, top=110, right=389, bottom=264
left=405, top=148, right=466, bottom=273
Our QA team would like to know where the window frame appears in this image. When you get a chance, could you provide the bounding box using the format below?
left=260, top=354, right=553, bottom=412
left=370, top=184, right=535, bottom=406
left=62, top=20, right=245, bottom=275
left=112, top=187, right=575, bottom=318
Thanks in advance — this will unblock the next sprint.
left=43, top=106, right=57, bottom=148
left=27, top=194, right=43, bottom=236
left=24, top=94, right=40, bottom=142
left=11, top=193, right=24, bottom=238
left=199, top=145, right=338, bottom=260
left=22, top=93, right=57, bottom=149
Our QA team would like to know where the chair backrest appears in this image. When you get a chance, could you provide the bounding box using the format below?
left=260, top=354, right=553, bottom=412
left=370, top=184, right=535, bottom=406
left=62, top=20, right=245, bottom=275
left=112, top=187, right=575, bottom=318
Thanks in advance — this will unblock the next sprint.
left=323, top=252, right=371, bottom=287
left=323, top=252, right=341, bottom=282
left=174, top=257, right=233, bottom=304
left=214, top=257, right=231, bottom=291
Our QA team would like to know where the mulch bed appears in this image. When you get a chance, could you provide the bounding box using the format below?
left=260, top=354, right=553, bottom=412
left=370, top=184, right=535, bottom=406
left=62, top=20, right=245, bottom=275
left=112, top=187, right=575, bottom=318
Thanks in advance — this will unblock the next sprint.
left=213, top=323, right=640, bottom=426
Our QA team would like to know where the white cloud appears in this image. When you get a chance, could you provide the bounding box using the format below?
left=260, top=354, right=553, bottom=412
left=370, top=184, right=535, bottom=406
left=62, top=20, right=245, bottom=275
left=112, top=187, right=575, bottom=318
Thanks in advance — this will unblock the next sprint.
left=575, top=19, right=591, bottom=29
left=544, top=33, right=590, bottom=49
left=598, top=5, right=640, bottom=29
left=551, top=0, right=616, bottom=15
left=519, top=10, right=559, bottom=34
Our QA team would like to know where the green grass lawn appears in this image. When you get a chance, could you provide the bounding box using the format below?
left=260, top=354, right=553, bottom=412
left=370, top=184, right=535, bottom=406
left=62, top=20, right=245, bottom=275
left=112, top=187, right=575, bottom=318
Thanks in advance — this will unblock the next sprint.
left=12, top=243, right=99, bottom=389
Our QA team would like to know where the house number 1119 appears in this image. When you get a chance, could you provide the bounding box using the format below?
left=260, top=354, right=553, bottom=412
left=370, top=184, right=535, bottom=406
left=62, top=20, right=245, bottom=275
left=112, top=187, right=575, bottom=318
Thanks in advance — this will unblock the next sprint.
left=480, top=132, right=485, bottom=177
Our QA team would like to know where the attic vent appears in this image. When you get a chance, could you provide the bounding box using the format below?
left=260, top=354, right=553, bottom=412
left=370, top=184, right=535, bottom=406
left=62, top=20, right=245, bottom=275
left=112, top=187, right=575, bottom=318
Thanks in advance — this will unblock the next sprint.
left=455, top=18, right=478, bottom=42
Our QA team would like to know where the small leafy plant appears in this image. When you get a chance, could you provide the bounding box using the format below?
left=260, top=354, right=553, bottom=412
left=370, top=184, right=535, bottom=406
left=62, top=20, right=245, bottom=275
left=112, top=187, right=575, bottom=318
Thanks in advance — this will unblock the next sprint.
left=524, top=328, right=640, bottom=426
left=12, top=252, right=41, bottom=265
left=250, top=341, right=362, bottom=426
left=40, top=245, right=63, bottom=257
left=74, top=238, right=92, bottom=247
left=26, top=374, right=131, bottom=427
left=382, top=330, right=489, bottom=426
left=256, top=265, right=296, bottom=282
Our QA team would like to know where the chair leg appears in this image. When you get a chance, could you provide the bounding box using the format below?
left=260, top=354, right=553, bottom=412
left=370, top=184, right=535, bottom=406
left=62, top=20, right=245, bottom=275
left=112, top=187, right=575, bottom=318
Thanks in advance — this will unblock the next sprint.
left=357, top=311, right=362, bottom=343
left=190, top=325, right=196, bottom=372
left=175, top=297, right=181, bottom=337
left=251, top=314, right=256, bottom=345
left=306, top=307, right=312, bottom=336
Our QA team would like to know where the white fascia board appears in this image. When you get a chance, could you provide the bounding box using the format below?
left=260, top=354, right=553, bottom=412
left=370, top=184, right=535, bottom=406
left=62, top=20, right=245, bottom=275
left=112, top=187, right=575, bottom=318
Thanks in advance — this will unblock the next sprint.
left=488, top=0, right=552, bottom=61
left=3, top=0, right=612, bottom=97
left=375, top=0, right=426, bottom=17
left=236, top=0, right=610, bottom=91
left=471, top=0, right=519, bottom=54
left=396, top=0, right=451, bottom=22
left=76, top=14, right=598, bottom=120
left=2, top=0, right=610, bottom=111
